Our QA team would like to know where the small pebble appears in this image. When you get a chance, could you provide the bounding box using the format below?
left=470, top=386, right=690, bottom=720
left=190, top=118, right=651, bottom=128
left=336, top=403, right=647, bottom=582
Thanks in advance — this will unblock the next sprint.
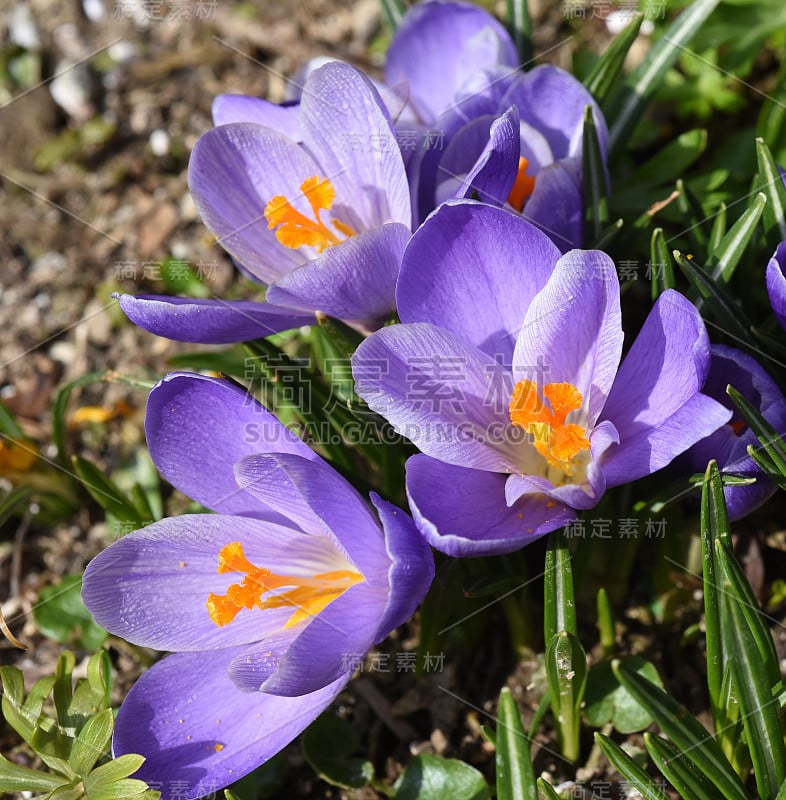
left=149, top=129, right=170, bottom=157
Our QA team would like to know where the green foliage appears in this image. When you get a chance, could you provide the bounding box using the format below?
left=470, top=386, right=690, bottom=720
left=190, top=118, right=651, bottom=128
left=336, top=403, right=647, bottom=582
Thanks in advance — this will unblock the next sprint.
left=301, top=714, right=374, bottom=790
left=392, top=754, right=489, bottom=800
left=0, top=651, right=153, bottom=800
left=33, top=575, right=107, bottom=650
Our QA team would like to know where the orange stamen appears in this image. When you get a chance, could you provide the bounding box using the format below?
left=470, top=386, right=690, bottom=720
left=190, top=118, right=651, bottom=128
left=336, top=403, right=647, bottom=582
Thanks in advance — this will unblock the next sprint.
left=264, top=176, right=356, bottom=252
left=509, top=380, right=590, bottom=469
left=730, top=419, right=746, bottom=437
left=507, top=157, right=536, bottom=212
left=207, top=541, right=363, bottom=629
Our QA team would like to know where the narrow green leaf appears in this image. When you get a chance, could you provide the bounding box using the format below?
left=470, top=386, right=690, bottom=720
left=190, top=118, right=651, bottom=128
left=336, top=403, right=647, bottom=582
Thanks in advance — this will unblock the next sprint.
left=583, top=105, right=609, bottom=245
left=0, top=397, right=26, bottom=438
left=52, top=371, right=108, bottom=465
left=379, top=0, right=404, bottom=30
left=83, top=754, right=145, bottom=791
left=775, top=778, right=786, bottom=800
left=506, top=0, right=532, bottom=65
left=86, top=778, right=149, bottom=800
left=584, top=13, right=643, bottom=106
left=610, top=660, right=748, bottom=800
left=0, top=486, right=34, bottom=528
left=629, top=130, right=708, bottom=189
left=69, top=708, right=114, bottom=776
left=87, top=650, right=113, bottom=711
left=535, top=779, right=561, bottom=800
left=756, top=60, right=786, bottom=145
left=673, top=251, right=755, bottom=347
left=650, top=228, right=675, bottom=301
left=707, top=202, right=726, bottom=255
left=607, top=0, right=721, bottom=156
left=54, top=651, right=76, bottom=727
left=543, top=531, right=576, bottom=644
left=755, top=137, right=786, bottom=247
left=545, top=631, right=586, bottom=763
left=727, top=384, right=786, bottom=480
left=594, top=733, right=669, bottom=800
left=715, top=537, right=779, bottom=680
left=0, top=754, right=70, bottom=793
left=700, top=462, right=727, bottom=728
left=393, top=754, right=489, bottom=800
left=596, top=588, right=615, bottom=657
left=707, top=193, right=766, bottom=283
left=718, top=541, right=786, bottom=798
left=593, top=218, right=624, bottom=250
left=0, top=665, right=24, bottom=707
left=71, top=455, right=145, bottom=524
left=495, top=688, right=537, bottom=800
left=644, top=733, right=724, bottom=800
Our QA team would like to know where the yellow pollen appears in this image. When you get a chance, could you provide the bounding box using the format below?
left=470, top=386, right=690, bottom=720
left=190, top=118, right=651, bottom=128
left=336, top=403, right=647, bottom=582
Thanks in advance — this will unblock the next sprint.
left=509, top=380, right=590, bottom=469
left=264, top=176, right=356, bottom=252
left=507, top=157, right=536, bottom=212
left=206, top=541, right=363, bottom=629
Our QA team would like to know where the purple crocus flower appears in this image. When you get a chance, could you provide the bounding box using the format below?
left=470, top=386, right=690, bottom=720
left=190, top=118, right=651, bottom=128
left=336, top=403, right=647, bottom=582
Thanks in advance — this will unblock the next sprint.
left=682, top=345, right=786, bottom=520
left=385, top=2, right=606, bottom=251
left=766, top=240, right=786, bottom=330
left=81, top=372, right=433, bottom=799
left=352, top=201, right=731, bottom=556
left=118, top=61, right=411, bottom=342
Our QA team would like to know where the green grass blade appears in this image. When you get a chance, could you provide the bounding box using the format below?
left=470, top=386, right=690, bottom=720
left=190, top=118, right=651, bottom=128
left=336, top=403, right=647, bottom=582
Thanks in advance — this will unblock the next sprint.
left=543, top=530, right=576, bottom=643
left=700, top=462, right=728, bottom=729
left=594, top=733, right=669, bottom=800
left=611, top=660, right=748, bottom=800
left=583, top=105, right=610, bottom=245
left=536, top=779, right=561, bottom=800
left=52, top=371, right=108, bottom=466
left=708, top=193, right=766, bottom=283
left=673, top=251, right=755, bottom=347
left=495, top=688, right=537, bottom=800
left=650, top=228, right=675, bottom=301
left=506, top=0, right=532, bottom=65
left=727, top=384, right=786, bottom=479
left=545, top=631, right=586, bottom=763
left=379, top=0, right=404, bottom=30
left=718, top=541, right=786, bottom=799
left=644, top=733, right=725, bottom=800
left=584, top=13, right=643, bottom=107
left=607, top=0, right=721, bottom=157
left=755, top=137, right=786, bottom=248
left=707, top=202, right=726, bottom=255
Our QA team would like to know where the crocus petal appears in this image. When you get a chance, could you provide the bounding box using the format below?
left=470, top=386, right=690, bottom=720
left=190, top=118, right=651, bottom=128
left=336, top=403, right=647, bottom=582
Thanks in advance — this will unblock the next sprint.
left=299, top=62, right=411, bottom=229
left=601, top=290, right=731, bottom=486
left=447, top=107, right=520, bottom=206
left=396, top=200, right=561, bottom=363
left=112, top=647, right=348, bottom=800
left=116, top=294, right=313, bottom=344
left=353, top=321, right=522, bottom=471
left=370, top=493, right=435, bottom=639
left=227, top=629, right=300, bottom=692
left=212, top=95, right=301, bottom=139
left=146, top=373, right=318, bottom=517
left=266, top=223, right=408, bottom=328
left=233, top=453, right=390, bottom=584
left=512, top=248, right=622, bottom=425
left=502, top=65, right=608, bottom=162
left=765, top=240, right=786, bottom=330
left=82, top=515, right=342, bottom=651
left=188, top=123, right=321, bottom=285
left=260, top=581, right=386, bottom=696
left=385, top=0, right=518, bottom=124
left=521, top=157, right=584, bottom=252
left=406, top=454, right=575, bottom=557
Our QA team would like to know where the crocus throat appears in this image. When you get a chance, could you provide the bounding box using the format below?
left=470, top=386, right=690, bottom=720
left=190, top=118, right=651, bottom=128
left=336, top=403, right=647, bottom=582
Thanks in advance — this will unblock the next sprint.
left=509, top=380, right=590, bottom=470
left=207, top=541, right=363, bottom=629
left=264, top=176, right=356, bottom=252
left=507, top=157, right=536, bottom=212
